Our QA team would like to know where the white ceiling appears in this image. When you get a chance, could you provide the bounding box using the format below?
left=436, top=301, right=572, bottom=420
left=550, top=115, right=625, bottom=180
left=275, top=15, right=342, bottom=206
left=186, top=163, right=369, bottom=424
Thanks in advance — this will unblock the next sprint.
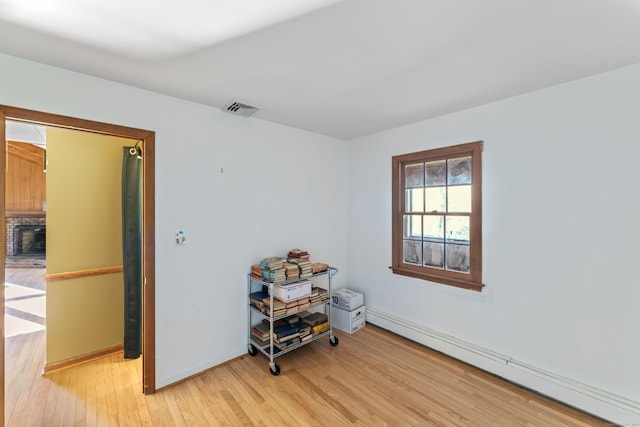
left=1, top=0, right=640, bottom=140
left=5, top=121, right=46, bottom=147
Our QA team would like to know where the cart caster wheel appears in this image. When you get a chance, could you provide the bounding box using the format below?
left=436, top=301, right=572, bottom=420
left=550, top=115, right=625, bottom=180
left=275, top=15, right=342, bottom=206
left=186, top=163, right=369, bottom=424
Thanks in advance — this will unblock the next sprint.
left=330, top=336, right=339, bottom=346
left=248, top=345, right=257, bottom=356
left=270, top=363, right=281, bottom=376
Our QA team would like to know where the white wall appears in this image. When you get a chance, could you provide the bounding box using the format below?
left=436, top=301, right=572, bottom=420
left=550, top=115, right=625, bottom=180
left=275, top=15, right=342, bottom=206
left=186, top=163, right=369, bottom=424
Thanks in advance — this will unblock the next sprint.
left=3, top=49, right=639, bottom=422
left=348, top=63, right=640, bottom=423
left=0, top=53, right=348, bottom=387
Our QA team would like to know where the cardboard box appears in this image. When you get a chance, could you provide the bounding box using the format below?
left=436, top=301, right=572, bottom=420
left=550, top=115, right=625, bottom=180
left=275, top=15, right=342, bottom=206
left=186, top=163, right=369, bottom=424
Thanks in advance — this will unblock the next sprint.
left=272, top=280, right=312, bottom=302
left=331, top=305, right=366, bottom=334
left=331, top=288, right=364, bottom=311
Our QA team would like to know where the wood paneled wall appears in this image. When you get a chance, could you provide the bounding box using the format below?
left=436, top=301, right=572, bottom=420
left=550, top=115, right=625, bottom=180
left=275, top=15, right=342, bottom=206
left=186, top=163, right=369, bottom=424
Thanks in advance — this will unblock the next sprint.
left=6, top=141, right=46, bottom=212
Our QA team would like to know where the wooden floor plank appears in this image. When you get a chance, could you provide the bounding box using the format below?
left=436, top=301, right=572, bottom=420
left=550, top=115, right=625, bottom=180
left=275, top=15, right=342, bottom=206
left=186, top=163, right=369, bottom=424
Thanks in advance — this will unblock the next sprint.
left=4, top=326, right=609, bottom=426
left=4, top=268, right=608, bottom=426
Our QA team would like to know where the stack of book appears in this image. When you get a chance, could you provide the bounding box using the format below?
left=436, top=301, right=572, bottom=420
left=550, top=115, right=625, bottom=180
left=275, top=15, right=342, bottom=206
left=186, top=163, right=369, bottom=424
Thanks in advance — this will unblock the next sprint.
left=285, top=300, right=299, bottom=315
left=284, top=314, right=300, bottom=324
left=263, top=296, right=286, bottom=317
left=288, top=249, right=310, bottom=260
left=292, top=321, right=312, bottom=342
left=250, top=323, right=270, bottom=348
left=309, top=287, right=329, bottom=305
left=260, top=256, right=286, bottom=270
left=311, top=262, right=329, bottom=273
left=249, top=290, right=269, bottom=314
left=284, top=262, right=300, bottom=280
left=301, top=312, right=329, bottom=336
left=287, top=249, right=314, bottom=278
left=259, top=257, right=287, bottom=283
left=312, top=322, right=329, bottom=335
left=250, top=265, right=261, bottom=280
left=277, top=294, right=310, bottom=316
left=287, top=258, right=313, bottom=278
left=263, top=268, right=286, bottom=283
left=252, top=251, right=329, bottom=283
left=297, top=296, right=311, bottom=311
left=272, top=323, right=300, bottom=350
left=299, top=261, right=313, bottom=278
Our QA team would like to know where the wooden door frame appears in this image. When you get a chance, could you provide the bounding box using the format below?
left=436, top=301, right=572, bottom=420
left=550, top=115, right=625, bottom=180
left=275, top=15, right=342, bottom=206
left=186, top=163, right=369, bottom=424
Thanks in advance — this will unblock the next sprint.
left=0, top=106, right=156, bottom=423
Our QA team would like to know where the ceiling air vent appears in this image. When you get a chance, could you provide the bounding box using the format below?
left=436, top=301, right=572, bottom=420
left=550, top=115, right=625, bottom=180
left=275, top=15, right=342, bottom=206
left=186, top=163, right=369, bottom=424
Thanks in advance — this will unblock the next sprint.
left=222, top=100, right=259, bottom=117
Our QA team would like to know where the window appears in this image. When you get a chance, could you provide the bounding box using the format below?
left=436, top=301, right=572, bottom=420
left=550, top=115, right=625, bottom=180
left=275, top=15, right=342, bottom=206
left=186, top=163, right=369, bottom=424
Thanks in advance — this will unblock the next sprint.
left=391, top=141, right=484, bottom=291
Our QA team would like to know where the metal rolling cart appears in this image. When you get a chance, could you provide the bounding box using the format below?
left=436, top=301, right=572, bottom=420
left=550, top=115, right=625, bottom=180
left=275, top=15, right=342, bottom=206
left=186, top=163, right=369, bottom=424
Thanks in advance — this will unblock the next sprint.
left=247, top=267, right=339, bottom=375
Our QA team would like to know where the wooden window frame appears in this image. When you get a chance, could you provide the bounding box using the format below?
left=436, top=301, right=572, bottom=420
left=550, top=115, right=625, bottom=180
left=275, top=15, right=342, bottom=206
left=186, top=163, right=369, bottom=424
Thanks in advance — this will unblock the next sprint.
left=391, top=141, right=484, bottom=292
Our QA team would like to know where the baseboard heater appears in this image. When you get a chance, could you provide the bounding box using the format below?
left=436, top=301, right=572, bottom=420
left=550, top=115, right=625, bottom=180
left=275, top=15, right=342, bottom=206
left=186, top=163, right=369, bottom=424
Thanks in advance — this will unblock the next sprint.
left=365, top=307, right=640, bottom=425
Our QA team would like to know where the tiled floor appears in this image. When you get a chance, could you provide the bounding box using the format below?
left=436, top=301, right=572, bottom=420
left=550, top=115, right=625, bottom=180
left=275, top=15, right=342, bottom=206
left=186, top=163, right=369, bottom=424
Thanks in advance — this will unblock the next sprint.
left=4, top=268, right=46, bottom=338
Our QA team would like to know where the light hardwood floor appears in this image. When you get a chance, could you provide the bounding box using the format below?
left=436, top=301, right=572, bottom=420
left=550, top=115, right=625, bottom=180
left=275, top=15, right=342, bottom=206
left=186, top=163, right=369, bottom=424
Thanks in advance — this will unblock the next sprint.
left=5, top=320, right=607, bottom=426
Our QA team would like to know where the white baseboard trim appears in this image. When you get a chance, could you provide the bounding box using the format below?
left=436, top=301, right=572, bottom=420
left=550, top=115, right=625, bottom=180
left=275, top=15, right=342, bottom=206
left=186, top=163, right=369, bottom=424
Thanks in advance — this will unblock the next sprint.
left=366, top=307, right=640, bottom=425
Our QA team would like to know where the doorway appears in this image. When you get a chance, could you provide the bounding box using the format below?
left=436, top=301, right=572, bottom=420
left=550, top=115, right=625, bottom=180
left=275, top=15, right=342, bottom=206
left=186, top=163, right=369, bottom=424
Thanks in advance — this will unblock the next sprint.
left=4, top=129, right=47, bottom=341
left=0, top=105, right=156, bottom=424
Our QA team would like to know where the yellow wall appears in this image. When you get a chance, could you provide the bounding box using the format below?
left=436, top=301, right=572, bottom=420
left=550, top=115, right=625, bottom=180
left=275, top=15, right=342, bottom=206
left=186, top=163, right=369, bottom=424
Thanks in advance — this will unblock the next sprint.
left=46, top=128, right=135, bottom=363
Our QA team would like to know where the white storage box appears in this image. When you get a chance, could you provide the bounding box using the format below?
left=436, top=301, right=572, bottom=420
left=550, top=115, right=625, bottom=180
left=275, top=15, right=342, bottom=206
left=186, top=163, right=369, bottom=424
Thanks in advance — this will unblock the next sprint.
left=331, top=288, right=364, bottom=311
left=331, top=305, right=366, bottom=334
left=272, top=280, right=312, bottom=302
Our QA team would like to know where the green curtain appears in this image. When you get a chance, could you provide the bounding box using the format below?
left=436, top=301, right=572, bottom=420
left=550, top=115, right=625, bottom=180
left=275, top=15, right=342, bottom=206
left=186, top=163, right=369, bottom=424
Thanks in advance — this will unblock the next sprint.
left=122, top=145, right=142, bottom=359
